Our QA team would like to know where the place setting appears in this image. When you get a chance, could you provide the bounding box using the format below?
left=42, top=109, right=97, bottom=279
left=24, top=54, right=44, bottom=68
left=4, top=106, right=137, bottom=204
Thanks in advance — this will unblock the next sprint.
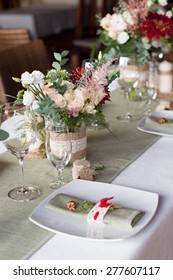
left=29, top=179, right=159, bottom=241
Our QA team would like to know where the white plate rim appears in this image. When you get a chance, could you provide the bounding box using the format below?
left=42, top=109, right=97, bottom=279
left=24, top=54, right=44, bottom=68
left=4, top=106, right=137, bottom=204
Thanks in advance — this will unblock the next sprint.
left=138, top=110, right=173, bottom=136
left=29, top=179, right=159, bottom=241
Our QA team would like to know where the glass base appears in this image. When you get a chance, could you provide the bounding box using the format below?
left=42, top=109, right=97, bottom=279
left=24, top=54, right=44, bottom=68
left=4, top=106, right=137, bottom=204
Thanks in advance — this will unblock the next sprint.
left=50, top=180, right=64, bottom=190
left=116, top=114, right=133, bottom=122
left=8, top=186, right=41, bottom=201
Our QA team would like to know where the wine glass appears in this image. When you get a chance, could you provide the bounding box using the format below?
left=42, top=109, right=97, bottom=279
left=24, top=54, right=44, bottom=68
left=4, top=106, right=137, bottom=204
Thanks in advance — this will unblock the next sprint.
left=116, top=56, right=140, bottom=121
left=0, top=103, right=41, bottom=201
left=46, top=121, right=72, bottom=189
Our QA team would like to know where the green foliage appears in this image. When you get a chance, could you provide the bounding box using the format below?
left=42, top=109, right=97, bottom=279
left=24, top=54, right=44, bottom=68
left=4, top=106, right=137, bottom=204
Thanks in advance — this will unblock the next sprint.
left=52, top=50, right=69, bottom=71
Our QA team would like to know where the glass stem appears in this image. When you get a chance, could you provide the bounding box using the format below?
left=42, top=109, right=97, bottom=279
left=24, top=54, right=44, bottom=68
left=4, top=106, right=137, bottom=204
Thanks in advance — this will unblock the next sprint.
left=18, top=157, right=27, bottom=193
left=56, top=168, right=64, bottom=184
left=125, top=91, right=130, bottom=116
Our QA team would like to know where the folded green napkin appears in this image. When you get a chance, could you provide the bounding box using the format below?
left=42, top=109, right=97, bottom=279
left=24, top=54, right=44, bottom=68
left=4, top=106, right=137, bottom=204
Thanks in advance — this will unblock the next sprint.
left=45, top=193, right=144, bottom=228
left=0, top=129, right=9, bottom=141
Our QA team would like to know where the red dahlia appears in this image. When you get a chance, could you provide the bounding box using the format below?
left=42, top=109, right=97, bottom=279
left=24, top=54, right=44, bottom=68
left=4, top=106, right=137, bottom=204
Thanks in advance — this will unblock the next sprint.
left=139, top=12, right=173, bottom=41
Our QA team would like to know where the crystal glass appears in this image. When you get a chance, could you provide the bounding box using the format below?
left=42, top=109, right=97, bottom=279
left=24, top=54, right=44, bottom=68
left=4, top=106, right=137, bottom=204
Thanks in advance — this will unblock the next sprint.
left=116, top=56, right=140, bottom=121
left=0, top=103, right=41, bottom=201
left=46, top=121, right=72, bottom=189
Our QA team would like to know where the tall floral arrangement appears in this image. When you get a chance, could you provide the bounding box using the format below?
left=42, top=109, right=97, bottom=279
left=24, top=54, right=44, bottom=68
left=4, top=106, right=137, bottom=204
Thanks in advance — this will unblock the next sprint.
left=13, top=51, right=117, bottom=132
left=93, top=0, right=173, bottom=63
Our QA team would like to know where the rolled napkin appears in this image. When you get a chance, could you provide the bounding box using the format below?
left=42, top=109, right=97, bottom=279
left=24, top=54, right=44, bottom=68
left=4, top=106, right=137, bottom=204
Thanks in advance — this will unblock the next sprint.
left=45, top=193, right=144, bottom=228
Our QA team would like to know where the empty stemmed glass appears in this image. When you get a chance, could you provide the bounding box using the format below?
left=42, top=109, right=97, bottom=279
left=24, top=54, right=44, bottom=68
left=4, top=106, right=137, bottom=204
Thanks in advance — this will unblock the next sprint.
left=46, top=121, right=72, bottom=189
left=116, top=56, right=140, bottom=121
left=0, top=103, right=41, bottom=201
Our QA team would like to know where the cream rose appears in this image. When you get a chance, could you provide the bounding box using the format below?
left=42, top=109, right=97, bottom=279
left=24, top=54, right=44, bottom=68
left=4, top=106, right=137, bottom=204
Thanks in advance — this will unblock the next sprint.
left=52, top=94, right=66, bottom=108
left=43, top=83, right=59, bottom=96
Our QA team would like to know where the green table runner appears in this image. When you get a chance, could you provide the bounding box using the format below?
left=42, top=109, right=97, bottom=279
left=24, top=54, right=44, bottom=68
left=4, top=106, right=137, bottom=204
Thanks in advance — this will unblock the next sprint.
left=0, top=91, right=158, bottom=259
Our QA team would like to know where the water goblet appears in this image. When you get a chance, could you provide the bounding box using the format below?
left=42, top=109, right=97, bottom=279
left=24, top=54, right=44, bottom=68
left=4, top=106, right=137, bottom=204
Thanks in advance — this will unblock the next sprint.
left=116, top=56, right=140, bottom=121
left=46, top=121, right=72, bottom=189
left=0, top=103, right=41, bottom=201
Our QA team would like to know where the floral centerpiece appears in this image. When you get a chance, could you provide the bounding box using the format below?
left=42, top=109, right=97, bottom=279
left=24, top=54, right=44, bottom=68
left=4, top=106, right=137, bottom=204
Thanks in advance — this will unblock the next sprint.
left=93, top=0, right=173, bottom=63
left=12, top=51, right=117, bottom=160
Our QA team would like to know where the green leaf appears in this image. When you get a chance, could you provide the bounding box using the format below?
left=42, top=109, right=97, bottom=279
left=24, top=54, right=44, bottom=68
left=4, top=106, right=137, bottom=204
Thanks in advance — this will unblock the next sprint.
left=61, top=50, right=69, bottom=57
left=95, top=163, right=105, bottom=170
left=61, top=58, right=69, bottom=66
left=52, top=62, right=61, bottom=71
left=17, top=90, right=24, bottom=99
left=54, top=52, right=61, bottom=62
left=12, top=77, right=21, bottom=82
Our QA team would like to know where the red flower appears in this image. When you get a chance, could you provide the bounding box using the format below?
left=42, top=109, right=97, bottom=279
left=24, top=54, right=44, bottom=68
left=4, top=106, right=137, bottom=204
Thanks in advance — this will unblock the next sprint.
left=139, top=12, right=173, bottom=41
left=98, top=90, right=111, bottom=106
left=71, top=67, right=85, bottom=82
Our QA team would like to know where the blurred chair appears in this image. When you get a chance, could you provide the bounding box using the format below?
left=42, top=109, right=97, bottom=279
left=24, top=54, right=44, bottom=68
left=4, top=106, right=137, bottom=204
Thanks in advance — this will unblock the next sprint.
left=71, top=0, right=118, bottom=68
left=0, top=39, right=51, bottom=103
left=0, top=29, right=31, bottom=52
left=0, top=0, right=20, bottom=9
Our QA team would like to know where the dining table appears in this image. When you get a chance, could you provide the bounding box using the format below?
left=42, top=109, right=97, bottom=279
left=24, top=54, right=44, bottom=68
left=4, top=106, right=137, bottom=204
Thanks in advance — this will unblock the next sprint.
left=0, top=90, right=173, bottom=260
left=0, top=4, right=77, bottom=39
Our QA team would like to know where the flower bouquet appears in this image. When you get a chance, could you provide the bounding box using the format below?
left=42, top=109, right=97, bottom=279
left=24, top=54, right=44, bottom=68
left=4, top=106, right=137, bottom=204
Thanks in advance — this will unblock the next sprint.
left=93, top=0, right=173, bottom=63
left=12, top=51, right=117, bottom=160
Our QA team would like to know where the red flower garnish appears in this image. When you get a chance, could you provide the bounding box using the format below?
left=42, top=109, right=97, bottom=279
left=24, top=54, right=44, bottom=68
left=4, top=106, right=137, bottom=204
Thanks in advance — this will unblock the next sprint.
left=99, top=197, right=114, bottom=208
left=139, top=12, right=173, bottom=41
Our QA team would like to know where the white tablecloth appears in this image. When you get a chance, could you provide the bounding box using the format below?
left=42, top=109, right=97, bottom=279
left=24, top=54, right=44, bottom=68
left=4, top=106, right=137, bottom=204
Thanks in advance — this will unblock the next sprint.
left=0, top=4, right=77, bottom=39
left=22, top=136, right=173, bottom=260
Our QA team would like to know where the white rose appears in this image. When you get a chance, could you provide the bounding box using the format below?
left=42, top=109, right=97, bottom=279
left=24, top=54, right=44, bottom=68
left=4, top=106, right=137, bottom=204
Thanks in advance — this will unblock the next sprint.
left=23, top=90, right=35, bottom=106
left=117, top=31, right=129, bottom=44
left=110, top=14, right=127, bottom=31
left=21, top=71, right=34, bottom=85
left=32, top=70, right=45, bottom=84
left=158, top=0, right=167, bottom=6
left=100, top=14, right=111, bottom=30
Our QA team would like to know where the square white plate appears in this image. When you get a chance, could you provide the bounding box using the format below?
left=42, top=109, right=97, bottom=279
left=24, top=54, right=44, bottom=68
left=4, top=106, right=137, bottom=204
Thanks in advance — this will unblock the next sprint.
left=138, top=110, right=173, bottom=136
left=29, top=179, right=159, bottom=241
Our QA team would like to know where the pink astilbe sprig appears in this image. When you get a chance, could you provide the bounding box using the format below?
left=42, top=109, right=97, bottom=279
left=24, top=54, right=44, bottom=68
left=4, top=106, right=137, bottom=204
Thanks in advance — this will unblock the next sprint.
left=85, top=59, right=114, bottom=106
left=121, top=0, right=149, bottom=36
